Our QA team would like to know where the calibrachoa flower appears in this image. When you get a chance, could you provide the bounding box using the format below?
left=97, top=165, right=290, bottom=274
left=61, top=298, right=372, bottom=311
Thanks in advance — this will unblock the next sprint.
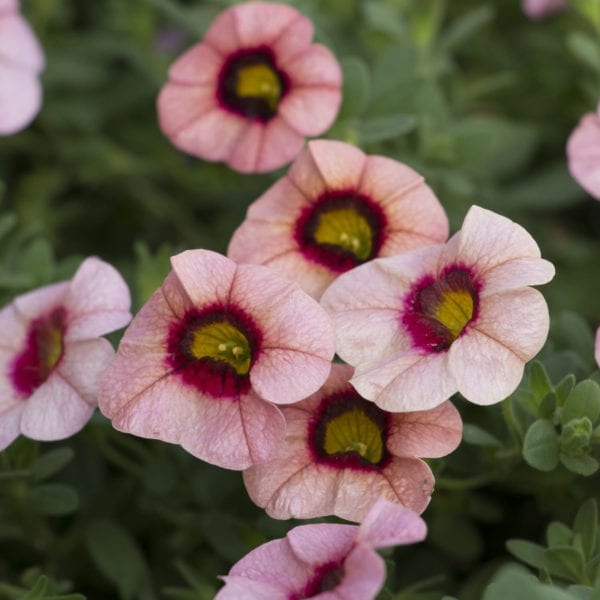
left=522, top=0, right=567, bottom=19
left=244, top=363, right=462, bottom=522
left=228, top=140, right=449, bottom=299
left=98, top=250, right=335, bottom=470
left=321, top=206, right=555, bottom=412
left=0, top=0, right=45, bottom=135
left=0, top=258, right=131, bottom=450
left=157, top=2, right=342, bottom=173
left=215, top=498, right=427, bottom=600
left=567, top=104, right=600, bottom=201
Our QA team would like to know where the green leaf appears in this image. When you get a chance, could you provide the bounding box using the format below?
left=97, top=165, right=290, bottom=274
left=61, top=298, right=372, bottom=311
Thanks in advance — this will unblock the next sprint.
left=522, top=419, right=559, bottom=471
left=562, top=381, right=600, bottom=425
left=26, top=483, right=79, bottom=516
left=439, top=4, right=494, bottom=52
left=462, top=423, right=503, bottom=447
left=31, top=447, right=75, bottom=482
left=545, top=546, right=586, bottom=582
left=85, top=519, right=152, bottom=600
left=547, top=522, right=573, bottom=547
left=506, top=539, right=547, bottom=569
left=573, top=499, right=598, bottom=560
left=338, top=56, right=370, bottom=120
left=556, top=375, right=577, bottom=406
left=483, top=564, right=575, bottom=599
left=567, top=32, right=600, bottom=74
left=359, top=113, right=417, bottom=144
left=22, top=575, right=48, bottom=600
left=559, top=453, right=599, bottom=476
left=530, top=361, right=554, bottom=401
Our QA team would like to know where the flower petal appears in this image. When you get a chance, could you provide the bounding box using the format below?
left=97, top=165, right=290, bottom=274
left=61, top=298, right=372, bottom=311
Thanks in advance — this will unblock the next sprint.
left=215, top=576, right=288, bottom=600
left=327, top=544, right=385, bottom=600
left=480, top=257, right=555, bottom=296
left=167, top=42, right=222, bottom=85
left=287, top=523, right=356, bottom=566
left=0, top=403, right=23, bottom=451
left=0, top=13, right=44, bottom=71
left=251, top=117, right=305, bottom=174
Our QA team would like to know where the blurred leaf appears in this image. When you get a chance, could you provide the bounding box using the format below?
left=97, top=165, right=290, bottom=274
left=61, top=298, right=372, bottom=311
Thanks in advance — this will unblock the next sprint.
left=562, top=381, right=600, bottom=426
left=26, top=484, right=79, bottom=516
left=523, top=419, right=559, bottom=471
left=338, top=56, right=370, bottom=120
left=559, top=453, right=599, bottom=476
left=31, top=448, right=75, bottom=482
left=530, top=362, right=554, bottom=401
left=462, top=424, right=503, bottom=448
left=439, top=5, right=494, bottom=51
left=22, top=575, right=48, bottom=600
left=360, top=113, right=417, bottom=144
left=545, top=546, right=586, bottom=582
left=506, top=540, right=547, bottom=569
left=566, top=32, right=600, bottom=74
left=573, top=499, right=598, bottom=560
left=547, top=522, right=573, bottom=547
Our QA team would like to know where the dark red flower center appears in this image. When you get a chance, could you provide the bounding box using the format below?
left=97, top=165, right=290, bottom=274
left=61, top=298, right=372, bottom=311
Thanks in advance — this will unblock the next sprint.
left=166, top=304, right=262, bottom=399
left=291, top=561, right=346, bottom=599
left=11, top=307, right=66, bottom=398
left=294, top=190, right=387, bottom=273
left=402, top=265, right=480, bottom=353
left=308, top=391, right=391, bottom=471
left=217, top=46, right=290, bottom=122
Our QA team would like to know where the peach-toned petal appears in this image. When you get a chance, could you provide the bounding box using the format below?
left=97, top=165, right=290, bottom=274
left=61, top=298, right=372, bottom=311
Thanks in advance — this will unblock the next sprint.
left=202, top=6, right=240, bottom=56
left=351, top=350, right=456, bottom=412
left=64, top=257, right=131, bottom=341
left=357, top=498, right=427, bottom=548
left=0, top=13, right=44, bottom=71
left=170, top=250, right=236, bottom=309
left=227, top=120, right=263, bottom=174
left=157, top=83, right=218, bottom=137
left=167, top=42, right=222, bottom=85
left=232, top=1, right=303, bottom=49
left=271, top=13, right=313, bottom=63
left=246, top=176, right=312, bottom=221
left=567, top=109, right=600, bottom=200
left=0, top=403, right=23, bottom=451
left=278, top=86, right=341, bottom=137
left=228, top=220, right=296, bottom=265
left=287, top=524, right=356, bottom=567
left=281, top=44, right=342, bottom=88
left=480, top=257, right=555, bottom=296
left=455, top=205, right=545, bottom=276
left=387, top=400, right=462, bottom=458
left=251, top=117, right=305, bottom=174
left=595, top=327, right=600, bottom=368
left=20, top=372, right=95, bottom=441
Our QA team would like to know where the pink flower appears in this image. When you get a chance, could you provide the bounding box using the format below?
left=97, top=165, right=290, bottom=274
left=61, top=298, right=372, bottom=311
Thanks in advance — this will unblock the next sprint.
left=215, top=498, right=427, bottom=600
left=244, top=363, right=461, bottom=522
left=567, top=104, right=600, bottom=201
left=0, top=258, right=131, bottom=450
left=157, top=1, right=342, bottom=174
left=595, top=327, right=600, bottom=369
left=522, top=0, right=567, bottom=19
left=321, top=206, right=555, bottom=411
left=0, top=0, right=44, bottom=135
left=98, top=250, right=335, bottom=470
left=228, top=140, right=449, bottom=299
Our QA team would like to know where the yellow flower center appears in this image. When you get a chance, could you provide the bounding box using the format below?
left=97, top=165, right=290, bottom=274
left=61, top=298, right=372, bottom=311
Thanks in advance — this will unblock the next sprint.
left=235, top=63, right=282, bottom=111
left=189, top=320, right=251, bottom=375
left=433, top=289, right=475, bottom=341
left=313, top=207, right=373, bottom=261
left=323, top=405, right=384, bottom=464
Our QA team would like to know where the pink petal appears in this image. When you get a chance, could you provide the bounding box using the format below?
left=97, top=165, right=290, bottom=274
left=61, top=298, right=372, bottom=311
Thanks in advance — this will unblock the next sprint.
left=281, top=44, right=342, bottom=88
left=327, top=544, right=385, bottom=600
left=351, top=350, right=457, bottom=412
left=523, top=0, right=567, bottom=18
left=251, top=117, right=305, bottom=174
left=567, top=110, right=600, bottom=200
left=455, top=205, right=546, bottom=276
left=357, top=498, right=427, bottom=548
left=12, top=281, right=69, bottom=320
left=20, top=371, right=95, bottom=440
left=170, top=250, right=236, bottom=309
left=202, top=6, right=240, bottom=56
left=0, top=403, right=23, bottom=451
left=246, top=176, right=312, bottom=221
left=227, top=120, right=263, bottom=173
left=271, top=14, right=313, bottom=63
left=595, top=327, right=600, bottom=368
left=231, top=2, right=303, bottom=49
left=57, top=338, right=115, bottom=407
left=64, top=257, right=131, bottom=341
left=228, top=220, right=296, bottom=265
left=278, top=86, right=341, bottom=137
left=387, top=400, right=462, bottom=458
left=0, top=302, right=27, bottom=352
left=287, top=524, right=357, bottom=567
left=167, top=42, right=222, bottom=85
left=215, top=576, right=288, bottom=600
left=157, top=82, right=218, bottom=137
left=480, top=257, right=555, bottom=296
left=0, top=62, right=42, bottom=136
left=0, top=1, right=19, bottom=14
left=0, top=13, right=44, bottom=71
left=0, top=347, right=24, bottom=403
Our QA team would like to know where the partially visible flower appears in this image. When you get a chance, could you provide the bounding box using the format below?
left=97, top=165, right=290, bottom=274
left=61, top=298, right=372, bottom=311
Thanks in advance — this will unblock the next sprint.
left=522, top=0, right=567, bottom=19
left=244, top=363, right=462, bottom=522
left=157, top=2, right=342, bottom=173
left=228, top=140, right=448, bottom=299
left=321, top=206, right=555, bottom=412
left=0, top=0, right=45, bottom=135
left=0, top=258, right=131, bottom=450
left=567, top=104, right=600, bottom=201
left=99, top=250, right=335, bottom=470
left=595, top=327, right=600, bottom=369
left=215, top=498, right=427, bottom=600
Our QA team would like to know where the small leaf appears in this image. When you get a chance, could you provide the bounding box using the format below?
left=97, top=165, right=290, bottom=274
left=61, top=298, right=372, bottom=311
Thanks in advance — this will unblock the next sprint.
left=530, top=361, right=554, bottom=401
left=22, top=575, right=48, bottom=600
left=506, top=539, right=547, bottom=569
left=567, top=32, right=600, bottom=73
left=573, top=499, right=598, bottom=560
left=545, top=546, right=586, bottom=582
left=338, top=56, right=370, bottom=120
left=359, top=113, right=417, bottom=144
left=31, top=447, right=75, bottom=482
left=562, top=381, right=600, bottom=426
left=547, top=521, right=573, bottom=547
left=556, top=375, right=576, bottom=406
left=462, top=423, right=503, bottom=447
left=26, top=484, right=79, bottom=515
left=522, top=419, right=559, bottom=471
left=559, top=453, right=599, bottom=477
left=439, top=5, right=494, bottom=51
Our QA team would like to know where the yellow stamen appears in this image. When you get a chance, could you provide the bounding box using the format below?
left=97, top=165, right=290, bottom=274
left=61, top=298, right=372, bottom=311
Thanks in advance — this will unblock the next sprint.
left=314, top=208, right=373, bottom=261
left=190, top=321, right=251, bottom=375
left=434, top=289, right=474, bottom=340
left=236, top=63, right=282, bottom=110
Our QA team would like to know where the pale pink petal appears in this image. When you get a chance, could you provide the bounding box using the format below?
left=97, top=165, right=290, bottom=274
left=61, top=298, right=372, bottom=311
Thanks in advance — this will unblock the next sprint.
left=0, top=303, right=27, bottom=351
left=0, top=63, right=41, bottom=135
left=252, top=117, right=305, bottom=174
left=351, top=351, right=457, bottom=412
left=215, top=576, right=288, bottom=600
left=20, top=371, right=94, bottom=440
left=327, top=544, right=385, bottom=600
left=357, top=498, right=427, bottom=548
left=12, top=281, right=69, bottom=320
left=388, top=400, right=462, bottom=458
left=455, top=205, right=545, bottom=275
left=202, top=6, right=240, bottom=56
left=167, top=42, right=222, bottom=85
left=64, top=257, right=131, bottom=341
left=227, top=220, right=296, bottom=265
left=227, top=121, right=263, bottom=174
left=0, top=13, right=44, bottom=71
left=157, top=83, right=218, bottom=137
left=281, top=44, right=342, bottom=87
left=595, top=327, right=600, bottom=368
left=0, top=403, right=23, bottom=451
left=232, top=2, right=303, bottom=48
left=287, top=524, right=356, bottom=567
left=278, top=86, right=341, bottom=137
left=0, top=347, right=23, bottom=403
left=172, top=108, right=247, bottom=163
left=246, top=176, right=312, bottom=221
left=170, top=250, right=236, bottom=309
left=271, top=14, right=313, bottom=63
left=567, top=110, right=600, bottom=200
left=480, top=257, right=555, bottom=296
left=0, top=1, right=18, bottom=14
left=523, top=0, right=567, bottom=18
